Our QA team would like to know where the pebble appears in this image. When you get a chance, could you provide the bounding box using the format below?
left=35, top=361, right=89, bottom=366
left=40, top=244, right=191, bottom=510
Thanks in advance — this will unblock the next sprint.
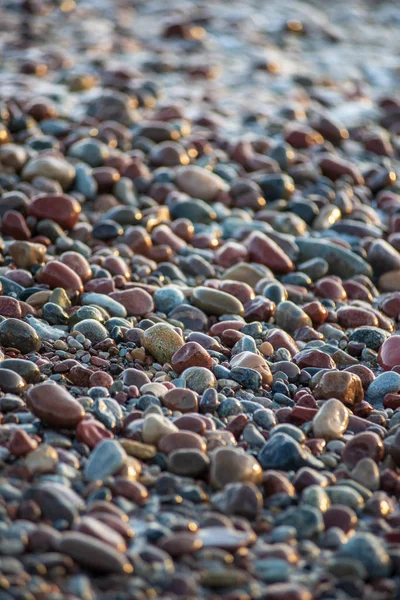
left=84, top=439, right=127, bottom=481
left=312, top=398, right=349, bottom=440
left=209, top=447, right=263, bottom=489
left=0, top=3, right=399, bottom=596
left=192, top=286, right=244, bottom=316
left=26, top=383, right=85, bottom=427
left=143, top=323, right=184, bottom=363
left=0, top=318, right=41, bottom=354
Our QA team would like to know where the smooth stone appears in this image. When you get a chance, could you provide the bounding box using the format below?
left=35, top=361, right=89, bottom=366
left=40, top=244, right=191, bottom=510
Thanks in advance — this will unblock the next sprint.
left=378, top=335, right=400, bottom=370
left=9, top=241, right=47, bottom=269
left=351, top=457, right=380, bottom=491
left=22, top=156, right=75, bottom=190
left=25, top=444, right=58, bottom=474
left=39, top=261, right=83, bottom=294
left=30, top=194, right=81, bottom=230
left=143, top=323, right=184, bottom=363
left=192, top=286, right=244, bottom=316
left=0, top=318, right=41, bottom=353
left=153, top=287, right=185, bottom=314
left=274, top=301, right=312, bottom=334
left=162, top=388, right=198, bottom=413
left=81, top=293, right=127, bottom=317
left=109, top=288, right=154, bottom=316
left=222, top=262, right=269, bottom=287
left=313, top=399, right=349, bottom=440
left=84, top=439, right=127, bottom=481
left=26, top=383, right=85, bottom=427
left=175, top=165, right=228, bottom=201
left=231, top=350, right=272, bottom=385
left=342, top=432, right=385, bottom=469
left=209, top=447, right=263, bottom=489
left=258, top=433, right=323, bottom=471
left=59, top=532, right=132, bottom=574
left=246, top=231, right=294, bottom=274
left=197, top=527, right=256, bottom=550
left=275, top=506, right=324, bottom=540
left=0, top=358, right=40, bottom=383
left=72, top=319, right=109, bottom=343
left=168, top=448, right=210, bottom=476
left=158, top=431, right=206, bottom=454
left=181, top=367, right=216, bottom=394
left=169, top=304, right=208, bottom=332
left=0, top=368, right=26, bottom=394
left=338, top=533, right=391, bottom=580
left=142, top=414, right=179, bottom=444
left=296, top=238, right=372, bottom=278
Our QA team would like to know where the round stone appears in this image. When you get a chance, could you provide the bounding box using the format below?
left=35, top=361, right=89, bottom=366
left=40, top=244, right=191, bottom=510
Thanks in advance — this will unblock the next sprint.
left=162, top=388, right=198, bottom=413
left=73, top=319, right=109, bottom=343
left=143, top=323, right=184, bottom=363
left=342, top=432, right=385, bottom=469
left=378, top=335, right=400, bottom=370
left=168, top=448, right=210, bottom=476
left=209, top=446, right=263, bottom=489
left=181, top=367, right=216, bottom=394
left=0, top=358, right=40, bottom=383
left=0, top=318, right=41, bottom=354
left=0, top=368, right=26, bottom=394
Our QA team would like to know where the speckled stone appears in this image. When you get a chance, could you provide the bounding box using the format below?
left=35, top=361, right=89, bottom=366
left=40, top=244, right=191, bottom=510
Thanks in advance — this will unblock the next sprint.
left=143, top=323, right=184, bottom=363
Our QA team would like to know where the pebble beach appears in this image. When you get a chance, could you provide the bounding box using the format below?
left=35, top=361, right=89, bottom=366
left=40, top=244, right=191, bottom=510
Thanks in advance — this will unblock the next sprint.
left=0, top=0, right=400, bottom=598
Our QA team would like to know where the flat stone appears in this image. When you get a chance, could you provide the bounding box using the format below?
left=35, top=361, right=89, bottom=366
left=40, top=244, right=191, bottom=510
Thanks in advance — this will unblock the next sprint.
left=175, top=165, right=228, bottom=201
left=192, top=286, right=244, bottom=316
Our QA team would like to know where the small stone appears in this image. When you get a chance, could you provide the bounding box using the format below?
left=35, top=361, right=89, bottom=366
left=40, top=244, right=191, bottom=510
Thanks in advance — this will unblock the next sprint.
left=84, top=439, right=127, bottom=481
left=338, top=533, right=391, bottom=580
left=22, top=155, right=75, bottom=190
left=313, top=371, right=364, bottom=406
left=162, top=388, right=198, bottom=413
left=30, top=194, right=81, bottom=229
left=274, top=301, right=312, bottom=334
left=367, top=371, right=400, bottom=406
left=26, top=383, right=85, bottom=427
left=192, top=286, right=244, bottom=316
left=181, top=366, right=216, bottom=394
left=342, top=432, right=385, bottom=469
left=168, top=448, right=210, bottom=476
left=0, top=318, right=41, bottom=354
left=25, top=444, right=58, bottom=474
left=209, top=447, right=263, bottom=489
left=351, top=457, right=380, bottom=491
left=175, top=165, right=228, bottom=201
left=171, top=342, right=212, bottom=373
left=378, top=336, right=400, bottom=370
left=259, top=433, right=323, bottom=471
left=312, top=399, right=349, bottom=440
left=142, top=414, right=179, bottom=444
left=39, top=261, right=84, bottom=294
left=0, top=368, right=26, bottom=394
left=143, top=323, right=184, bottom=363
left=73, top=319, right=109, bottom=343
